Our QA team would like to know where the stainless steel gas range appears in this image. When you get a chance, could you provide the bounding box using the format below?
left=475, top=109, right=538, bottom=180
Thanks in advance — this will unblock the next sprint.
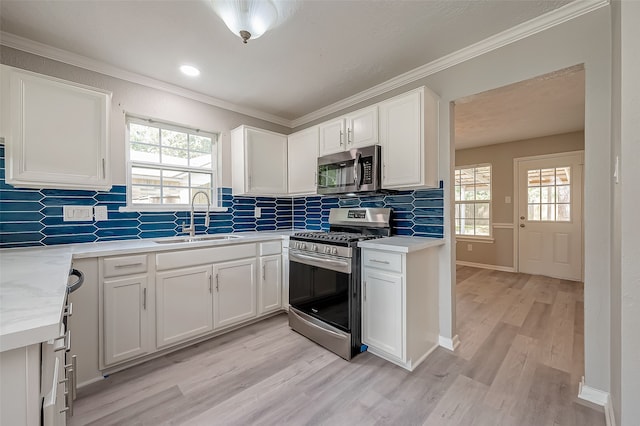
left=288, top=208, right=391, bottom=360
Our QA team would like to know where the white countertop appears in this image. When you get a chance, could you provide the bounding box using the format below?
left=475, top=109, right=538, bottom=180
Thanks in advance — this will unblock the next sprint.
left=357, top=236, right=445, bottom=253
left=0, top=230, right=297, bottom=352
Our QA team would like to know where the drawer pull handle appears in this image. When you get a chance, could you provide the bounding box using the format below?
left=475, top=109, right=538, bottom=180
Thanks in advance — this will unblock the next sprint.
left=54, top=330, right=71, bottom=352
left=143, top=288, right=147, bottom=310
left=114, top=262, right=143, bottom=268
left=370, top=259, right=390, bottom=264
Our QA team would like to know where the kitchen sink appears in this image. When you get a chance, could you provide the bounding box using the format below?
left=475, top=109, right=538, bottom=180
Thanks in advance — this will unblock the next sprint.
left=154, top=235, right=242, bottom=244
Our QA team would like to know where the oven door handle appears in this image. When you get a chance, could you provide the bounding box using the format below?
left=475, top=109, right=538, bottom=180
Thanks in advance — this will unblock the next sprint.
left=289, top=251, right=351, bottom=274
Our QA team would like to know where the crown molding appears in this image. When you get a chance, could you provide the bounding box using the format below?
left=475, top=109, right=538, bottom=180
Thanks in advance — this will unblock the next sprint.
left=0, top=31, right=293, bottom=128
left=1, top=0, right=608, bottom=130
left=290, top=0, right=609, bottom=128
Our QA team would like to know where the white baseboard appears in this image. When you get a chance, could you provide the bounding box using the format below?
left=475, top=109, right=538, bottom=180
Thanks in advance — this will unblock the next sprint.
left=439, top=334, right=460, bottom=351
left=456, top=260, right=515, bottom=273
left=578, top=377, right=615, bottom=426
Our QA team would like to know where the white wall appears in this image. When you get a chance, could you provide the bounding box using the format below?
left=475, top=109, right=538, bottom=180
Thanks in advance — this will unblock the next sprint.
left=611, top=1, right=640, bottom=423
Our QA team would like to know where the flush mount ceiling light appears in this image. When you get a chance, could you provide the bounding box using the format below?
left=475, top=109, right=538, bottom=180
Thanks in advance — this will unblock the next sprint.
left=179, top=65, right=201, bottom=77
left=212, top=0, right=278, bottom=44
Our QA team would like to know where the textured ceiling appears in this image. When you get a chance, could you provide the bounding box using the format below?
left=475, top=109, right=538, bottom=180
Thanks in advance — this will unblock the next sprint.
left=454, top=65, right=585, bottom=149
left=0, top=0, right=575, bottom=123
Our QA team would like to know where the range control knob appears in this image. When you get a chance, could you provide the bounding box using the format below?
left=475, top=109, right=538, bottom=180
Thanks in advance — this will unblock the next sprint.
left=310, top=244, right=317, bottom=252
left=331, top=247, right=338, bottom=255
left=299, top=243, right=306, bottom=250
left=324, top=246, right=330, bottom=254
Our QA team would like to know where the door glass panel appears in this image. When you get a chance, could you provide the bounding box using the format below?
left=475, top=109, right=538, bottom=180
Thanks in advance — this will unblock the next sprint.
left=540, top=168, right=556, bottom=185
left=527, top=166, right=571, bottom=222
left=541, top=187, right=555, bottom=203
left=556, top=204, right=571, bottom=221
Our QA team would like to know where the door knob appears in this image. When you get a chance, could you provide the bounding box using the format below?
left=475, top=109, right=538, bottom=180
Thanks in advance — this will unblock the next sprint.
left=520, top=224, right=525, bottom=228
left=520, top=216, right=525, bottom=220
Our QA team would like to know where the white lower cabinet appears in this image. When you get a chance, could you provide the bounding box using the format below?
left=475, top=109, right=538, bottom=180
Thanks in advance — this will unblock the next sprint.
left=362, top=269, right=403, bottom=359
left=361, top=246, right=439, bottom=371
left=214, top=259, right=257, bottom=329
left=103, top=275, right=151, bottom=366
left=259, top=255, right=282, bottom=315
left=156, top=265, right=213, bottom=348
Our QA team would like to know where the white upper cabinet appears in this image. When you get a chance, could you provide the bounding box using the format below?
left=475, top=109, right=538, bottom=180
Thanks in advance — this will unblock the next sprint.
left=0, top=65, right=111, bottom=190
left=287, top=126, right=319, bottom=195
left=318, top=105, right=378, bottom=156
left=347, top=105, right=378, bottom=149
left=231, top=125, right=288, bottom=196
left=379, top=86, right=439, bottom=189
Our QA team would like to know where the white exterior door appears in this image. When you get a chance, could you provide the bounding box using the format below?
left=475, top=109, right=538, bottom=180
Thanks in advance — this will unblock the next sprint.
left=517, top=152, right=583, bottom=280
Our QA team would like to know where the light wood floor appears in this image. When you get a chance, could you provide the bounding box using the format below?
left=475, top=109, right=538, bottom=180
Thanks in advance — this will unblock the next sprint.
left=70, top=267, right=604, bottom=426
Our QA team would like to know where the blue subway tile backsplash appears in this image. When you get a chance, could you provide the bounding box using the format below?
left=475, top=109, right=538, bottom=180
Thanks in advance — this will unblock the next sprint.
left=0, top=145, right=444, bottom=247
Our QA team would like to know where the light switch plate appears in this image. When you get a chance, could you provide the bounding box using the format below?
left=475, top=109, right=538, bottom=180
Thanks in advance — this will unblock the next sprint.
left=505, top=196, right=511, bottom=204
left=63, top=206, right=94, bottom=222
left=94, top=206, right=108, bottom=221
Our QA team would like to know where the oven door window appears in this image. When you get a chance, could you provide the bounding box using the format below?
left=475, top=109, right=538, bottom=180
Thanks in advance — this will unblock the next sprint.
left=289, top=259, right=351, bottom=332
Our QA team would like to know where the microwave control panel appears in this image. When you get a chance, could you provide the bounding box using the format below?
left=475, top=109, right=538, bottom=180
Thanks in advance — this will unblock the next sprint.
left=362, top=157, right=373, bottom=184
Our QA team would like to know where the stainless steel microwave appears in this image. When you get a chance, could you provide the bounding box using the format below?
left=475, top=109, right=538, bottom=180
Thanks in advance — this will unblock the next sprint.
left=317, top=145, right=381, bottom=195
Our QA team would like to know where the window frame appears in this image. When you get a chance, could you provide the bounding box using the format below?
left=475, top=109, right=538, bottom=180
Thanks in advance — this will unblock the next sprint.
left=454, top=163, right=493, bottom=241
left=121, top=115, right=225, bottom=212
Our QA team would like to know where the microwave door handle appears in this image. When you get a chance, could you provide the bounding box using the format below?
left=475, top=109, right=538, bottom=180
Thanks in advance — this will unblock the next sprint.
left=353, top=152, right=361, bottom=189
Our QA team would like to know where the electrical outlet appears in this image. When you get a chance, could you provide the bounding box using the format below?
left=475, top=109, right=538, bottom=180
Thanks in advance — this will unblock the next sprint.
left=254, top=207, right=262, bottom=218
left=94, top=205, right=108, bottom=221
left=467, top=243, right=473, bottom=251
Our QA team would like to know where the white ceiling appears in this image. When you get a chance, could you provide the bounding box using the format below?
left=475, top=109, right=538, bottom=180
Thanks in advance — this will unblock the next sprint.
left=0, top=0, right=576, bottom=125
left=454, top=65, right=585, bottom=150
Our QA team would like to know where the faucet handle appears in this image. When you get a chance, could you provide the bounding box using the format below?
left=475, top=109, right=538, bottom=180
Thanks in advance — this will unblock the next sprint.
left=205, top=214, right=210, bottom=228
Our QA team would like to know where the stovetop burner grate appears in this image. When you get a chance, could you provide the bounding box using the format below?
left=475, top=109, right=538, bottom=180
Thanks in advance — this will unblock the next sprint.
left=291, top=231, right=383, bottom=244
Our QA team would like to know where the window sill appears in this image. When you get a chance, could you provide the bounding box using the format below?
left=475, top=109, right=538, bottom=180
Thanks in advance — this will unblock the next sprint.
left=455, top=236, right=495, bottom=244
left=119, top=206, right=229, bottom=213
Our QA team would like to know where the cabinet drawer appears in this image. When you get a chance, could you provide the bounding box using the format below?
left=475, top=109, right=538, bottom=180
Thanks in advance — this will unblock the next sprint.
left=259, top=241, right=281, bottom=256
left=362, top=250, right=402, bottom=273
left=103, top=254, right=148, bottom=278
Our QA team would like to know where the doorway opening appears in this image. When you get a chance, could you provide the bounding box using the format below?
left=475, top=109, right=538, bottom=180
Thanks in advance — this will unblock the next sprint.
left=450, top=65, right=587, bottom=399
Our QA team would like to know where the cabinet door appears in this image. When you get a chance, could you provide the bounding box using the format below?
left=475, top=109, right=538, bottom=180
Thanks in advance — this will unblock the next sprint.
left=362, top=268, right=403, bottom=360
left=103, top=275, right=151, bottom=365
left=214, top=259, right=257, bottom=329
left=2, top=65, right=111, bottom=190
left=287, top=126, right=319, bottom=194
left=258, top=255, right=282, bottom=315
left=319, top=118, right=345, bottom=156
left=156, top=266, right=213, bottom=348
left=379, top=89, right=423, bottom=188
left=346, top=105, right=378, bottom=149
left=246, top=127, right=288, bottom=194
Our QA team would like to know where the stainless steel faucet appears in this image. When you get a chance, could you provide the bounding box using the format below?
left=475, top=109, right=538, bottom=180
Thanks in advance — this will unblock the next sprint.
left=182, top=190, right=211, bottom=237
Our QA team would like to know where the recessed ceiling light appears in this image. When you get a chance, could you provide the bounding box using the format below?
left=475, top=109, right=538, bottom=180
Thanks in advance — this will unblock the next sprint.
left=180, top=65, right=200, bottom=77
